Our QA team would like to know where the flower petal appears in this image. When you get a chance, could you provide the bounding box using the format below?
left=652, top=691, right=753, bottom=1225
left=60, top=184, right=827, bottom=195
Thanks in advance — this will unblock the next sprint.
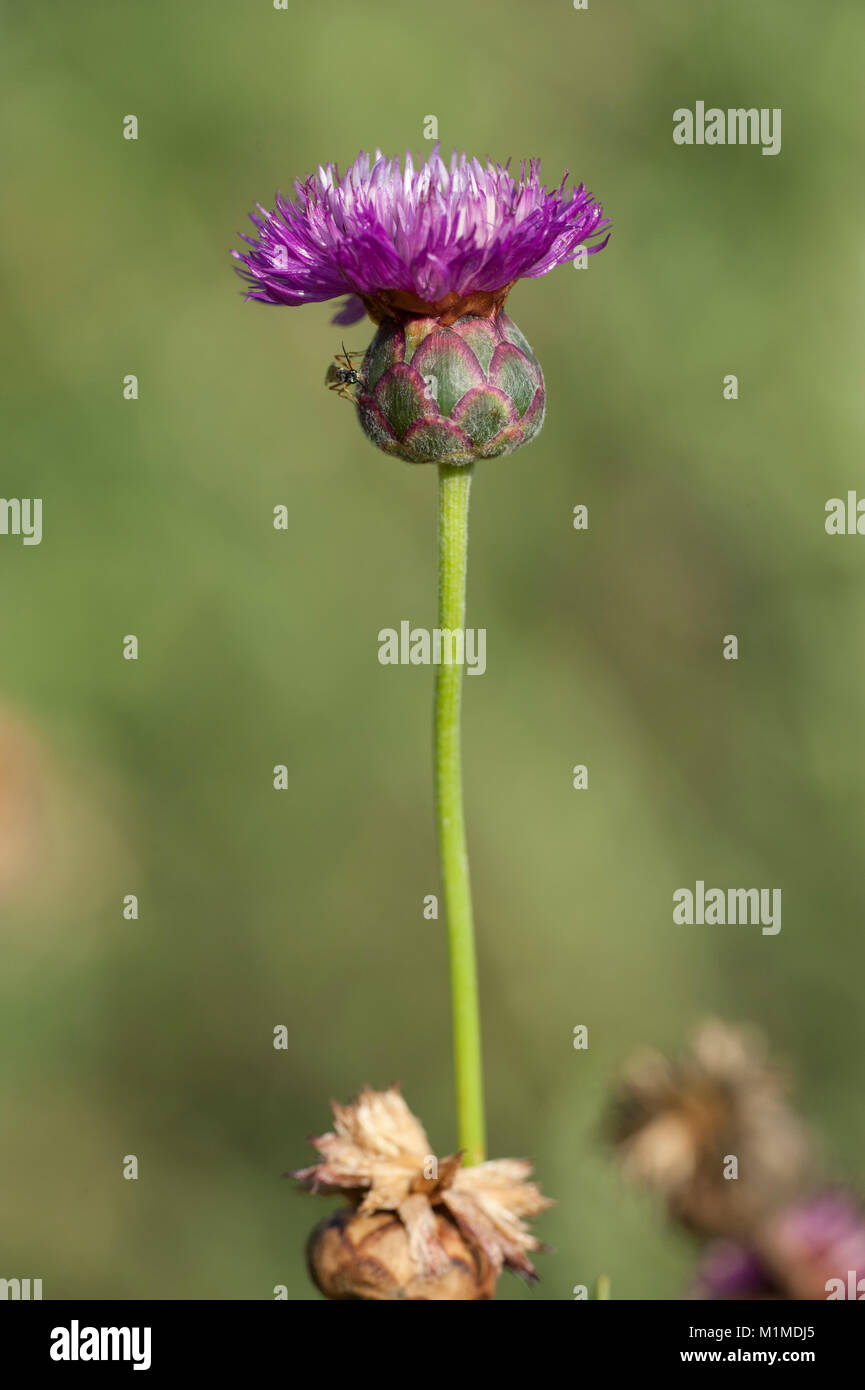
left=331, top=295, right=367, bottom=326
left=234, top=147, right=608, bottom=313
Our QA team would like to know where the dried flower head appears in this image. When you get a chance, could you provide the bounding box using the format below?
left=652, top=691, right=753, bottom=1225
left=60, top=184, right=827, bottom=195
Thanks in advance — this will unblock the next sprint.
left=294, top=1085, right=552, bottom=1299
left=233, top=145, right=608, bottom=327
left=606, top=1021, right=813, bottom=1237
left=305, top=1207, right=497, bottom=1302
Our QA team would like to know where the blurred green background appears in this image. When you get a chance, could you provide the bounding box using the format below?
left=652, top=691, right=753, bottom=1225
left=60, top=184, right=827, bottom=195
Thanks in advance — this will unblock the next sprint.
left=1, top=0, right=864, bottom=1300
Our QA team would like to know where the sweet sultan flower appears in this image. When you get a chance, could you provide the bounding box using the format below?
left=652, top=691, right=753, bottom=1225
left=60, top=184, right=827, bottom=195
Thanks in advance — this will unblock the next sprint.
left=234, top=144, right=608, bottom=324
left=234, top=146, right=608, bottom=464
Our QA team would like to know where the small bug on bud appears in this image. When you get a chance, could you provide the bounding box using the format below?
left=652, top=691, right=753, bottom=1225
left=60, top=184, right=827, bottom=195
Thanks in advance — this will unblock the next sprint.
left=324, top=343, right=364, bottom=401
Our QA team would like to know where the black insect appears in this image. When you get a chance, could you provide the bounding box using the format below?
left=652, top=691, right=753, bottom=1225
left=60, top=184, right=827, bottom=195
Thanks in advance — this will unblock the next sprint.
left=324, top=343, right=364, bottom=401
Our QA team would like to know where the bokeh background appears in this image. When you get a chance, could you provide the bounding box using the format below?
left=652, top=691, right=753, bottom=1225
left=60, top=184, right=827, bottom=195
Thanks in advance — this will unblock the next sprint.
left=1, top=0, right=864, bottom=1300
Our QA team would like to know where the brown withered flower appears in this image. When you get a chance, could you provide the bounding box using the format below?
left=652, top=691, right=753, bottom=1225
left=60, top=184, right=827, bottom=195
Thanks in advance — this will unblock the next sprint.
left=293, top=1085, right=552, bottom=1300
left=606, top=1020, right=813, bottom=1239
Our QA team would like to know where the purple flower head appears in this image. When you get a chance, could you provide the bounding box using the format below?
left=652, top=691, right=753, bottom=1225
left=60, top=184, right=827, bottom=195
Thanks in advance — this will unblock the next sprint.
left=770, top=1190, right=865, bottom=1296
left=693, top=1241, right=777, bottom=1300
left=233, top=145, right=609, bottom=327
left=694, top=1191, right=865, bottom=1301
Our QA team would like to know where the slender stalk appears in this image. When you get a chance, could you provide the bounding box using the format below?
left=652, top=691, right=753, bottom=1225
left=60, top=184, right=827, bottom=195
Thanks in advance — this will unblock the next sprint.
left=435, top=461, right=485, bottom=1165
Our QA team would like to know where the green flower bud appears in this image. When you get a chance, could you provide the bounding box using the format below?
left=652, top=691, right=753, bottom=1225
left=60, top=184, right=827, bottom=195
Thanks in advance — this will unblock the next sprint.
left=356, top=312, right=545, bottom=464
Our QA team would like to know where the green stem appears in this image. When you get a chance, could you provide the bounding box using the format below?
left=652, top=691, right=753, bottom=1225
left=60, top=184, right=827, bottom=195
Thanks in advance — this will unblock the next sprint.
left=435, top=462, right=485, bottom=1166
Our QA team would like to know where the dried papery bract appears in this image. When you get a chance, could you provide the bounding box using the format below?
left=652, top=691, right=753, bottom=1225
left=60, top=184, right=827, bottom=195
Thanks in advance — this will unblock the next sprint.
left=307, top=1208, right=497, bottom=1301
left=294, top=1086, right=552, bottom=1300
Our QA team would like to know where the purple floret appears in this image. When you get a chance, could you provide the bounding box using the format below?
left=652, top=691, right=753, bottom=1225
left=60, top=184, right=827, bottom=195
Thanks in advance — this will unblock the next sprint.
left=775, top=1190, right=865, bottom=1284
left=694, top=1191, right=865, bottom=1300
left=233, top=145, right=609, bottom=324
left=693, top=1241, right=778, bottom=1300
